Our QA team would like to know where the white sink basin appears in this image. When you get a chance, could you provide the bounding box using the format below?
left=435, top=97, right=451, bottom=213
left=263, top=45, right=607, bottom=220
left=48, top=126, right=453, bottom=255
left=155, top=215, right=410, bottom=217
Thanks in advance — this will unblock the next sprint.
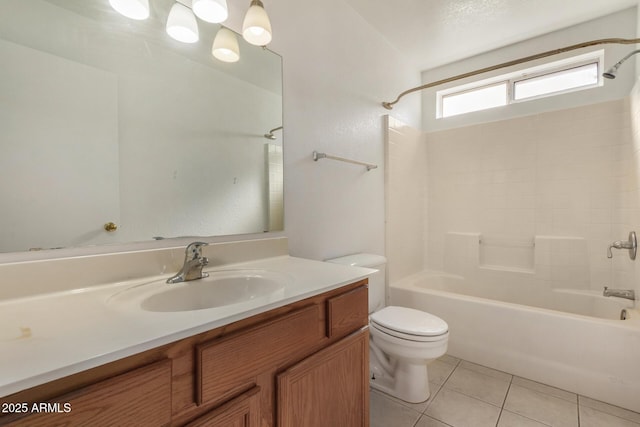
left=108, top=269, right=288, bottom=312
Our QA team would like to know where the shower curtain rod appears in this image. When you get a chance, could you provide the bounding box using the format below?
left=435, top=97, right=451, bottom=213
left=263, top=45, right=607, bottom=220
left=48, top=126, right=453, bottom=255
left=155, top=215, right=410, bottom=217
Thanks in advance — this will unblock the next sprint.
left=382, top=37, right=640, bottom=110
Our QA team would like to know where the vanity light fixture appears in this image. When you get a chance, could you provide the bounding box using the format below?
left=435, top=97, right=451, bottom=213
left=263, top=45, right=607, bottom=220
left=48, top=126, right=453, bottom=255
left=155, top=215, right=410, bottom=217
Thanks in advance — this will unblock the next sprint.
left=166, top=1, right=199, bottom=44
left=193, top=0, right=229, bottom=23
left=109, top=0, right=150, bottom=20
left=112, top=0, right=273, bottom=60
left=212, top=27, right=240, bottom=62
left=242, top=0, right=272, bottom=46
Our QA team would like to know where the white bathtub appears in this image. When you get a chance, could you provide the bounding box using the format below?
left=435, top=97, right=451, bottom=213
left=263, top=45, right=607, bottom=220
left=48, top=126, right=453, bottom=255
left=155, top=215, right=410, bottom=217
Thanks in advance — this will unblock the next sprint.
left=390, top=271, right=640, bottom=412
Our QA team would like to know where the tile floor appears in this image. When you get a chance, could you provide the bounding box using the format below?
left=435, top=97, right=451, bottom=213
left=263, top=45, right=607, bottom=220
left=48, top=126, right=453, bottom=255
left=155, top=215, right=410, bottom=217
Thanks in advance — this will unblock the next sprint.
left=370, top=355, right=640, bottom=427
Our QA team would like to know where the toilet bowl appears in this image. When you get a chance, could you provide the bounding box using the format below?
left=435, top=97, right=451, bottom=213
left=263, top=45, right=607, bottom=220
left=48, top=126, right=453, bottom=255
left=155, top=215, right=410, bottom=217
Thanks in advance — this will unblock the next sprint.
left=326, top=254, right=449, bottom=403
left=369, top=306, right=448, bottom=402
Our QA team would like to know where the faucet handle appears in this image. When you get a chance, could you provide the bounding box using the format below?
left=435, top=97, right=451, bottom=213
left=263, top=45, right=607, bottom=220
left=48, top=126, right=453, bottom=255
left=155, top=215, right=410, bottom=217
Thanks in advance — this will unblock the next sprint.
left=185, top=241, right=208, bottom=260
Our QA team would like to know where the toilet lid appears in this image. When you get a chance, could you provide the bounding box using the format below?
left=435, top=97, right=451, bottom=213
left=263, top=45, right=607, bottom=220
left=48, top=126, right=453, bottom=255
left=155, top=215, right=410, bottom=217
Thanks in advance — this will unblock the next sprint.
left=370, top=306, right=448, bottom=337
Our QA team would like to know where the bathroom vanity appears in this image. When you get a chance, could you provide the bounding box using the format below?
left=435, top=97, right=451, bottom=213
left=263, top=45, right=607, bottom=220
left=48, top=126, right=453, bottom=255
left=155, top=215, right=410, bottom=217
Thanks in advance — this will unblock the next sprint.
left=1, top=280, right=368, bottom=426
left=0, top=243, right=372, bottom=427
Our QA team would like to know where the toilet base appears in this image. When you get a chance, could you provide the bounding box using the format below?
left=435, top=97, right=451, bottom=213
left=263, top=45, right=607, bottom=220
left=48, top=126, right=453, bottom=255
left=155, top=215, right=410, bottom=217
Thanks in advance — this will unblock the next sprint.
left=370, top=359, right=431, bottom=403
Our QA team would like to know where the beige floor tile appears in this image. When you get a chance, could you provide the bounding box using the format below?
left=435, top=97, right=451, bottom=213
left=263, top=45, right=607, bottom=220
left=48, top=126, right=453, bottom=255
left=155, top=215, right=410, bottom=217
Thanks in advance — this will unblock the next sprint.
left=370, top=389, right=423, bottom=427
left=444, top=366, right=510, bottom=407
left=458, top=360, right=513, bottom=382
left=415, top=414, right=453, bottom=427
left=429, top=359, right=457, bottom=385
left=579, top=406, right=640, bottom=427
left=370, top=356, right=640, bottom=427
left=498, top=410, right=550, bottom=427
left=504, top=384, right=578, bottom=427
left=370, top=382, right=441, bottom=414
left=512, top=376, right=576, bottom=403
left=438, top=354, right=461, bottom=366
left=426, top=388, right=501, bottom=427
left=579, top=396, right=640, bottom=424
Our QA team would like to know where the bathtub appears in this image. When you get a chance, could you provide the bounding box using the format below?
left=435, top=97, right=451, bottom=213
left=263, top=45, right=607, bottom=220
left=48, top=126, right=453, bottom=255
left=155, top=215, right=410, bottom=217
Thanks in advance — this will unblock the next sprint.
left=389, top=271, right=640, bottom=412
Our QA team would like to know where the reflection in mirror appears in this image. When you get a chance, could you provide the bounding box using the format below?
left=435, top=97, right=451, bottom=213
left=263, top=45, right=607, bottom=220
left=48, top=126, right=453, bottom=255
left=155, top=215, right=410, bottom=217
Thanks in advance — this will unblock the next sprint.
left=0, top=0, right=283, bottom=254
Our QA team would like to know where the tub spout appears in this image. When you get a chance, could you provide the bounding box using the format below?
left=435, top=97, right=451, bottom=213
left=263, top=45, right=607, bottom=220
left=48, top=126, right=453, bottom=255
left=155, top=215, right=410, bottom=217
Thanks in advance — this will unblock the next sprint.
left=603, top=286, right=636, bottom=301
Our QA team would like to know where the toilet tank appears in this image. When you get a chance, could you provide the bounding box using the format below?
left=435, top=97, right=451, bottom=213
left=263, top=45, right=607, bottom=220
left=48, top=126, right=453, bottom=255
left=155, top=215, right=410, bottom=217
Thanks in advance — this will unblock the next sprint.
left=326, top=253, right=387, bottom=313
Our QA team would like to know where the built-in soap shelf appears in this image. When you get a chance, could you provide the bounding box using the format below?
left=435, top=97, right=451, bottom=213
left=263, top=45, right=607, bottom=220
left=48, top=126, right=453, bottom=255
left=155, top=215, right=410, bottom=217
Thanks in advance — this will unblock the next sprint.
left=479, top=235, right=535, bottom=273
left=443, top=232, right=590, bottom=288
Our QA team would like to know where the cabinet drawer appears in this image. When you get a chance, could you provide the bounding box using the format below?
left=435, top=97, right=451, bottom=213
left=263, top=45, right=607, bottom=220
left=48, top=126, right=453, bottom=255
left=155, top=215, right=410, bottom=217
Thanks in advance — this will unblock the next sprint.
left=4, top=359, right=172, bottom=427
left=326, top=285, right=368, bottom=338
left=196, top=304, right=323, bottom=406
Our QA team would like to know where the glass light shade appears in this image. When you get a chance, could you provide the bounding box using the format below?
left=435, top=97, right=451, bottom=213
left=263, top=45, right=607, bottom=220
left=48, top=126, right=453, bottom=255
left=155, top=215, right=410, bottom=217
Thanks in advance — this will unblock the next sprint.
left=193, top=0, right=228, bottom=23
left=109, top=0, right=149, bottom=20
left=242, top=1, right=272, bottom=46
left=212, top=28, right=240, bottom=63
left=166, top=2, right=199, bottom=44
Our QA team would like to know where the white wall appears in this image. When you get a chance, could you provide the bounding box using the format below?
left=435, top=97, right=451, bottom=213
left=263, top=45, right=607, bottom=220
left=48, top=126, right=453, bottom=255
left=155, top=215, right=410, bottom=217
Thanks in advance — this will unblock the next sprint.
left=626, top=80, right=640, bottom=299
left=266, top=0, right=421, bottom=260
left=421, top=7, right=637, bottom=132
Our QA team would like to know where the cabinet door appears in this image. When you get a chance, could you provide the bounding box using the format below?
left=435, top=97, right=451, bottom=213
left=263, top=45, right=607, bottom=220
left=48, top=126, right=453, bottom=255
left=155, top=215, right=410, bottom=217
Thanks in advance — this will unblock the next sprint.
left=185, top=386, right=260, bottom=427
left=277, top=328, right=369, bottom=427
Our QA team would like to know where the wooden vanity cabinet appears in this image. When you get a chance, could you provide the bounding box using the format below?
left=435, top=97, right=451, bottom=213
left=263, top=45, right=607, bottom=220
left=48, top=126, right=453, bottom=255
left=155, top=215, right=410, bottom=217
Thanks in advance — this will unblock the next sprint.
left=0, top=280, right=369, bottom=427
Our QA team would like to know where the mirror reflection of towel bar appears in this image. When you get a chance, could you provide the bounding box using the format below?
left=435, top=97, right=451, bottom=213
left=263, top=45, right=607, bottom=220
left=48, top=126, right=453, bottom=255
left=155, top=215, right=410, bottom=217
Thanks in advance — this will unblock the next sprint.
left=312, top=151, right=378, bottom=171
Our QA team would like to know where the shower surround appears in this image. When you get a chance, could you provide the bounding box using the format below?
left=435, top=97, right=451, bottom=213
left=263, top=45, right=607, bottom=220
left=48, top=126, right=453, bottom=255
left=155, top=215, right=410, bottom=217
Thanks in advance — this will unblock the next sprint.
left=388, top=94, right=640, bottom=298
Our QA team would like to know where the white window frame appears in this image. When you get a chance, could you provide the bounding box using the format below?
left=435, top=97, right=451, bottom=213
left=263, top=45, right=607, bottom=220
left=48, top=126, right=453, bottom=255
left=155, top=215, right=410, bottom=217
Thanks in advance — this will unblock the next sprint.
left=436, top=50, right=604, bottom=119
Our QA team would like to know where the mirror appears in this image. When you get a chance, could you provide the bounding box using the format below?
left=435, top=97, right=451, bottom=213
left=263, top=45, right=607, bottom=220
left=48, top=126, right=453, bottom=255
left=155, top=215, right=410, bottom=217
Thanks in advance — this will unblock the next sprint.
left=0, top=0, right=283, bottom=254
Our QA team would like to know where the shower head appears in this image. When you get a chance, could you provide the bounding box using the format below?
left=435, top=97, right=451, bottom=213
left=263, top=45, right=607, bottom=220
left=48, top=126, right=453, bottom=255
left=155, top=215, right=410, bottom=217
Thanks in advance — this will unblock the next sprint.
left=263, top=125, right=283, bottom=140
left=603, top=65, right=619, bottom=79
left=603, top=49, right=640, bottom=80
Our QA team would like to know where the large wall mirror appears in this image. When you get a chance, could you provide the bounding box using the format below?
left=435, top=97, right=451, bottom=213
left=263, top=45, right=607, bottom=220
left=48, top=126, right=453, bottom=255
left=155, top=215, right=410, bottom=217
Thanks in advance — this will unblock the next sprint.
left=0, top=0, right=283, bottom=254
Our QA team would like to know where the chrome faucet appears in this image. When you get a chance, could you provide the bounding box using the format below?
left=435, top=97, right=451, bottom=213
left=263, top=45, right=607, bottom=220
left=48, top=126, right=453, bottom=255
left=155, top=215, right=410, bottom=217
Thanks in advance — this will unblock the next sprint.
left=607, top=231, right=637, bottom=260
left=166, top=242, right=209, bottom=284
left=603, top=286, right=636, bottom=301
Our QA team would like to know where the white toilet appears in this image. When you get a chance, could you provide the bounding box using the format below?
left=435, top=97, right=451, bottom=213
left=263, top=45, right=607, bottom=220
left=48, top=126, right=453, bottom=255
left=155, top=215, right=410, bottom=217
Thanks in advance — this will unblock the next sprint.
left=327, top=253, right=449, bottom=403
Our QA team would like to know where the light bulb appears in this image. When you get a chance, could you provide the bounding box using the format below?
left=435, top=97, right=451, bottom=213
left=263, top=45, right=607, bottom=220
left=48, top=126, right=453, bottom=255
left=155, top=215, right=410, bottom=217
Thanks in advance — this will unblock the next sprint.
left=242, top=0, right=272, bottom=46
left=212, top=27, right=240, bottom=63
left=166, top=2, right=199, bottom=44
left=109, top=0, right=150, bottom=20
left=193, top=0, right=228, bottom=23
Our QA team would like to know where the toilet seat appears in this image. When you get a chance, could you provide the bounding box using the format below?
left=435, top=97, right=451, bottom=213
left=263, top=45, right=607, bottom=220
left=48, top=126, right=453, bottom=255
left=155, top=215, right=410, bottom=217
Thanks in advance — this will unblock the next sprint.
left=370, top=306, right=448, bottom=342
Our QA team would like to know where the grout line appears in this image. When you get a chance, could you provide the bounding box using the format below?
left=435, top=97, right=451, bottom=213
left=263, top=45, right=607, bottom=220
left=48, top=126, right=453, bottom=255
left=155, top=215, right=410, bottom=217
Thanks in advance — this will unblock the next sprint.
left=577, top=399, right=581, bottom=427
left=421, top=383, right=443, bottom=415
left=501, top=375, right=514, bottom=408
left=494, top=378, right=515, bottom=426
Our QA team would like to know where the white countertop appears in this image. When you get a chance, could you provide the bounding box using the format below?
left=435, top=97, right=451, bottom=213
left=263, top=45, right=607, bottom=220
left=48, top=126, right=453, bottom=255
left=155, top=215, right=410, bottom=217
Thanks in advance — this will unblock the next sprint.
left=0, top=255, right=373, bottom=397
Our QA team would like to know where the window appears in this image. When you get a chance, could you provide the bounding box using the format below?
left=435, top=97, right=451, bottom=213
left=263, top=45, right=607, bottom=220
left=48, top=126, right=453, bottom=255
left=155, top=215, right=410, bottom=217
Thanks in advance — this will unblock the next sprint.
left=513, top=62, right=599, bottom=101
left=441, top=82, right=507, bottom=118
left=436, top=50, right=604, bottom=119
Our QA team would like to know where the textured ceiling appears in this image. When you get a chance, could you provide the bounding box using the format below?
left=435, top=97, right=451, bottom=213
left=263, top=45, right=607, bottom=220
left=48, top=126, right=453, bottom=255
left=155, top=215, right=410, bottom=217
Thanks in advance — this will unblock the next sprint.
left=343, top=0, right=639, bottom=71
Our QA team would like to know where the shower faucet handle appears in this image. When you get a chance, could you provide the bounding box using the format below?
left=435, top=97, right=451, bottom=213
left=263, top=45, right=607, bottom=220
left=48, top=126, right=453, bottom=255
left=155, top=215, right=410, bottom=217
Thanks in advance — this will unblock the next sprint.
left=607, top=231, right=637, bottom=260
